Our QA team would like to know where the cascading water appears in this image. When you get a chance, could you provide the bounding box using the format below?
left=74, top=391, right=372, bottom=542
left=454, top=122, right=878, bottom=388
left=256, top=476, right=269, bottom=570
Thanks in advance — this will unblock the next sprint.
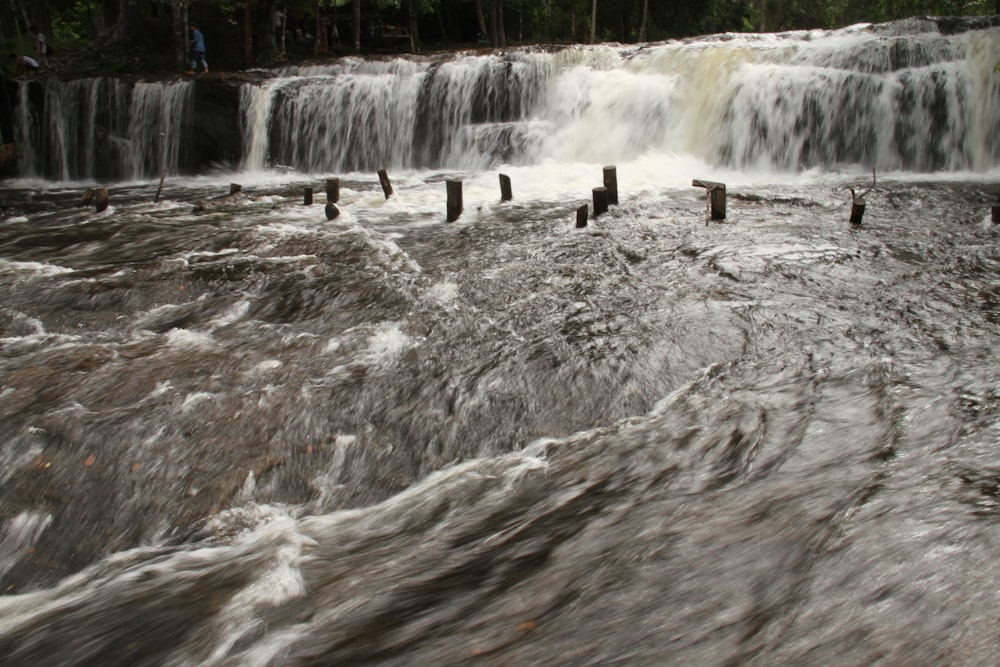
left=15, top=78, right=191, bottom=181
left=237, top=19, right=1000, bottom=174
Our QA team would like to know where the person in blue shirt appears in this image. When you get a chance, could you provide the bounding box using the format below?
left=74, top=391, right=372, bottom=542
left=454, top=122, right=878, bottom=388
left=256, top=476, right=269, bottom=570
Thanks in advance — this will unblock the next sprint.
left=188, top=24, right=208, bottom=74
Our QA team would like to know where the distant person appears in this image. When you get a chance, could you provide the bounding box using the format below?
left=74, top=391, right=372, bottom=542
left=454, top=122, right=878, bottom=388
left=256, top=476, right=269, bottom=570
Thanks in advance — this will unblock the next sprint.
left=12, top=53, right=39, bottom=75
left=188, top=23, right=209, bottom=74
left=29, top=25, right=48, bottom=68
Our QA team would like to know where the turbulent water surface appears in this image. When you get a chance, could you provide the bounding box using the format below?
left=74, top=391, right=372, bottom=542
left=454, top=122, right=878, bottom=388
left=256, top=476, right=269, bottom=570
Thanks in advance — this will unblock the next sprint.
left=2, top=17, right=1000, bottom=667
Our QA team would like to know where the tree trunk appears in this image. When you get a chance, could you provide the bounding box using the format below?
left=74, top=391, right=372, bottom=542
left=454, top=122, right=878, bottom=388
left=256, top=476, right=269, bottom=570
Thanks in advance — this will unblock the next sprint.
left=353, top=0, right=361, bottom=53
left=172, top=0, right=186, bottom=70
left=760, top=0, right=766, bottom=32
left=494, top=0, right=505, bottom=47
left=590, top=0, right=597, bottom=43
left=407, top=0, right=420, bottom=53
left=638, top=0, right=648, bottom=42
left=474, top=0, right=488, bottom=39
left=244, top=3, right=253, bottom=67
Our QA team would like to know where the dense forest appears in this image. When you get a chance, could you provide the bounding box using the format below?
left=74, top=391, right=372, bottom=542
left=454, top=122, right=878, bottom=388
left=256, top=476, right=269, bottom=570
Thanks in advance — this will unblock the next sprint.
left=2, top=0, right=999, bottom=75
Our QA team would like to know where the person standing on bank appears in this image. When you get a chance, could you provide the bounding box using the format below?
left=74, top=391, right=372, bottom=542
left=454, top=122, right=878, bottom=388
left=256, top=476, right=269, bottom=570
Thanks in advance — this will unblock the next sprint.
left=188, top=23, right=208, bottom=74
left=29, top=25, right=48, bottom=69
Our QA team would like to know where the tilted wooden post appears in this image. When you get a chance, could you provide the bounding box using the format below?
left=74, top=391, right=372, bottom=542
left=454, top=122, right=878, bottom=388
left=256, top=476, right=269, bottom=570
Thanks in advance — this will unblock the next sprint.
left=692, top=179, right=726, bottom=221
left=593, top=187, right=609, bottom=217
left=155, top=168, right=166, bottom=203
left=576, top=205, right=588, bottom=228
left=446, top=180, right=463, bottom=222
left=326, top=178, right=340, bottom=203
left=229, top=183, right=242, bottom=195
left=378, top=169, right=393, bottom=199
left=94, top=187, right=110, bottom=213
left=603, top=166, right=618, bottom=205
left=325, top=202, right=340, bottom=220
left=304, top=187, right=313, bottom=205
left=499, top=173, right=513, bottom=202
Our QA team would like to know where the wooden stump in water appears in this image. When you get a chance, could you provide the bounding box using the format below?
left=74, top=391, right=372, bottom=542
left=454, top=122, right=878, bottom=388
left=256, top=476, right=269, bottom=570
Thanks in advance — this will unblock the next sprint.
left=229, top=183, right=242, bottom=196
left=446, top=180, right=463, bottom=222
left=325, top=202, right=340, bottom=220
left=378, top=169, right=393, bottom=199
left=94, top=187, right=110, bottom=213
left=692, top=179, right=726, bottom=221
left=576, top=205, right=589, bottom=228
left=304, top=187, right=313, bottom=205
left=992, top=205, right=999, bottom=224
left=603, top=166, right=618, bottom=205
left=326, top=178, right=340, bottom=203
left=499, top=173, right=513, bottom=202
left=80, top=188, right=94, bottom=207
left=850, top=197, right=866, bottom=225
left=593, top=187, right=609, bottom=217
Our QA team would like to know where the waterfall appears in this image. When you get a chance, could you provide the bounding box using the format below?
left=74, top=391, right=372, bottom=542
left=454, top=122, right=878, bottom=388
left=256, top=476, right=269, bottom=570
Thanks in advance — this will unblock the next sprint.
left=15, top=78, right=191, bottom=181
left=240, top=21, right=999, bottom=174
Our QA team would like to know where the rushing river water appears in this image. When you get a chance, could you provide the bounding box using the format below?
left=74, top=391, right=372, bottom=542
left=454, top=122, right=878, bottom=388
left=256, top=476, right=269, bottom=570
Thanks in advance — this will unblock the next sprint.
left=2, top=16, right=1000, bottom=667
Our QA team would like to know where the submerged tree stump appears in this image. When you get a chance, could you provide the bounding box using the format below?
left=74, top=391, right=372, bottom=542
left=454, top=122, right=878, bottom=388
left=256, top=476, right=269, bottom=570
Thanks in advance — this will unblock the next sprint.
left=94, top=187, right=110, bottom=213
left=850, top=195, right=866, bottom=224
left=992, top=205, right=999, bottom=224
left=499, top=173, right=513, bottom=202
left=326, top=178, right=340, bottom=203
left=576, top=205, right=589, bottom=228
left=692, top=179, right=726, bottom=221
left=603, top=166, right=618, bottom=205
left=593, top=187, right=609, bottom=217
left=378, top=169, right=393, bottom=199
left=229, top=183, right=242, bottom=196
left=446, top=180, right=463, bottom=222
left=304, top=187, right=313, bottom=205
left=325, top=202, right=340, bottom=220
left=80, top=188, right=94, bottom=207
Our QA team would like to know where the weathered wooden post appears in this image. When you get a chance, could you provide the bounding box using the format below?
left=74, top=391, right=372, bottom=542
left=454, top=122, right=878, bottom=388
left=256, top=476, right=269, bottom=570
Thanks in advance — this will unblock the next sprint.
left=81, top=188, right=94, bottom=207
left=850, top=192, right=866, bottom=225
left=692, top=179, right=726, bottom=221
left=593, top=187, right=609, bottom=217
left=325, top=202, right=341, bottom=220
left=576, top=205, right=588, bottom=228
left=94, top=187, right=110, bottom=213
left=229, top=183, right=242, bottom=195
left=155, top=168, right=166, bottom=203
left=992, top=204, right=999, bottom=224
left=326, top=178, right=340, bottom=203
left=499, top=173, right=513, bottom=202
left=304, top=187, right=314, bottom=205
left=849, top=167, right=876, bottom=226
left=378, top=169, right=393, bottom=199
left=603, top=166, right=618, bottom=205
left=446, top=180, right=463, bottom=222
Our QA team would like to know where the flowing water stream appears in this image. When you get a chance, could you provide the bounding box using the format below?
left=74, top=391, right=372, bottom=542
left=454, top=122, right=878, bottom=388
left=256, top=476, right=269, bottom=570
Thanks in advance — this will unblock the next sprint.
left=1, top=17, right=1000, bottom=666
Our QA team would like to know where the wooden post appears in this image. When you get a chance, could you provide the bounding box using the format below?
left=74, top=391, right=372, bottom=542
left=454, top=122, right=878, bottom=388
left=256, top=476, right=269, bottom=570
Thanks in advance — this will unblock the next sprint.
left=80, top=188, right=94, bottom=207
left=576, top=205, right=588, bottom=228
left=692, top=179, right=726, bottom=221
left=499, top=173, right=513, bottom=202
left=326, top=178, right=340, bottom=203
left=304, top=187, right=314, bottom=205
left=155, top=169, right=167, bottom=203
left=446, top=180, right=463, bottom=222
left=378, top=169, right=393, bottom=199
left=603, top=165, right=618, bottom=205
left=229, top=183, right=242, bottom=195
left=992, top=205, right=999, bottom=224
left=592, top=187, right=609, bottom=216
left=325, top=202, right=341, bottom=220
left=94, top=187, right=110, bottom=213
left=850, top=196, right=866, bottom=225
